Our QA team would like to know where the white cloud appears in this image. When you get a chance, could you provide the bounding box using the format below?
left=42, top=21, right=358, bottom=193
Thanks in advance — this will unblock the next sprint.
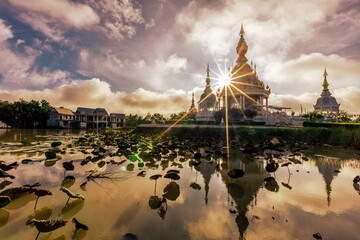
left=88, top=0, right=144, bottom=40
left=145, top=18, right=156, bottom=30
left=155, top=54, right=187, bottom=73
left=9, top=0, right=100, bottom=28
left=18, top=13, right=65, bottom=42
left=264, top=53, right=360, bottom=94
left=176, top=0, right=340, bottom=60
left=77, top=50, right=188, bottom=90
left=269, top=86, right=360, bottom=114
left=0, top=78, right=195, bottom=116
left=0, top=19, right=13, bottom=41
left=0, top=19, right=70, bottom=89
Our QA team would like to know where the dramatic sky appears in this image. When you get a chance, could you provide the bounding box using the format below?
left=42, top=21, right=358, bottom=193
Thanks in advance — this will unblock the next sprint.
left=0, top=0, right=359, bottom=115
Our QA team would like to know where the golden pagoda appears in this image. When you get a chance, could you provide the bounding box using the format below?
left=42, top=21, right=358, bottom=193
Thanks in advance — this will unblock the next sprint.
left=314, top=68, right=340, bottom=113
left=218, top=24, right=271, bottom=112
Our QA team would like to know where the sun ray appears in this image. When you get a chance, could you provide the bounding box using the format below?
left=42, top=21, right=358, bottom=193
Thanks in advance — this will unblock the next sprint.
left=155, top=91, right=213, bottom=140
left=230, top=82, right=261, bottom=87
left=229, top=82, right=264, bottom=108
left=224, top=86, right=230, bottom=166
left=229, top=72, right=255, bottom=81
left=229, top=62, right=248, bottom=79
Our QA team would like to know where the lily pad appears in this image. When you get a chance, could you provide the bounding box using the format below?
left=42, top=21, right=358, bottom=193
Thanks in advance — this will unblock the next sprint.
left=150, top=174, right=162, bottom=181
left=163, top=182, right=180, bottom=201
left=148, top=196, right=162, bottom=209
left=190, top=182, right=201, bottom=191
left=126, top=163, right=134, bottom=171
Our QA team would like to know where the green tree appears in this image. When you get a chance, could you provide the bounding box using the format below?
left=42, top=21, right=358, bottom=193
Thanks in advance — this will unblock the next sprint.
left=0, top=99, right=52, bottom=128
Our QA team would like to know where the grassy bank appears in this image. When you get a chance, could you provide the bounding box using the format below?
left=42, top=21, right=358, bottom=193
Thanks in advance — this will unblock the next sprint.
left=303, top=121, right=360, bottom=129
left=134, top=126, right=360, bottom=148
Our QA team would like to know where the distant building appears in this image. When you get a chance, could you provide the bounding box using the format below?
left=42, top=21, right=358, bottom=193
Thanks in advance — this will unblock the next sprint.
left=47, top=107, right=126, bottom=128
left=0, top=120, right=10, bottom=129
left=314, top=68, right=340, bottom=113
left=110, top=113, right=126, bottom=128
left=188, top=92, right=197, bottom=119
left=196, top=65, right=218, bottom=121
left=47, top=107, right=75, bottom=128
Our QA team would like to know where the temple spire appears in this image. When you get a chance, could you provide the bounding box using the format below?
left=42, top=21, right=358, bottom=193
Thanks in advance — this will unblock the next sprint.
left=206, top=64, right=211, bottom=87
left=322, top=67, right=329, bottom=92
left=240, top=23, right=245, bottom=37
left=236, top=24, right=248, bottom=64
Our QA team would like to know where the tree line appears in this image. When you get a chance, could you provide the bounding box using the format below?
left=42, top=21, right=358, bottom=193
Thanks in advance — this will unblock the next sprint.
left=0, top=99, right=52, bottom=128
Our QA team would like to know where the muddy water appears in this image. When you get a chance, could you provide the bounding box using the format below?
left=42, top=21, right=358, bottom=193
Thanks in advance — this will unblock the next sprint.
left=0, top=129, right=360, bottom=240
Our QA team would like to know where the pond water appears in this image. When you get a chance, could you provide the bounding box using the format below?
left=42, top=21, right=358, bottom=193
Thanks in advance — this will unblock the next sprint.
left=0, top=128, right=360, bottom=240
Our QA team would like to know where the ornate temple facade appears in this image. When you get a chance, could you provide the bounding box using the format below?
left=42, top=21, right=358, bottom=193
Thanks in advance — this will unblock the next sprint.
left=314, top=68, right=340, bottom=113
left=195, top=24, right=271, bottom=122
left=218, top=24, right=270, bottom=112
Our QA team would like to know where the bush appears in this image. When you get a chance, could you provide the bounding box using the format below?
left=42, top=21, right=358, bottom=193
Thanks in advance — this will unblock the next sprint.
left=303, top=121, right=360, bottom=129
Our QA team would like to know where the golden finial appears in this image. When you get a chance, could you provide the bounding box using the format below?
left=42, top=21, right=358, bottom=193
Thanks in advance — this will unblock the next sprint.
left=254, top=63, right=257, bottom=74
left=251, top=61, right=253, bottom=68
left=206, top=64, right=211, bottom=87
left=240, top=23, right=245, bottom=37
left=322, top=67, right=329, bottom=92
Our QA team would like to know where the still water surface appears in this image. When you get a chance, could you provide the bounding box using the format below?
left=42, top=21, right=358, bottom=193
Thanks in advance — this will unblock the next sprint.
left=0, top=129, right=360, bottom=240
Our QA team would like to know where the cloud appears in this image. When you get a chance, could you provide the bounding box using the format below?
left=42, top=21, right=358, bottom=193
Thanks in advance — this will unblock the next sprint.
left=88, top=0, right=145, bottom=40
left=0, top=78, right=196, bottom=116
left=0, top=19, right=13, bottom=41
left=264, top=53, right=360, bottom=95
left=17, top=13, right=65, bottom=42
left=9, top=0, right=100, bottom=28
left=145, top=18, right=155, bottom=30
left=269, top=86, right=360, bottom=114
left=0, top=19, right=71, bottom=89
left=176, top=0, right=340, bottom=60
left=77, top=50, right=188, bottom=91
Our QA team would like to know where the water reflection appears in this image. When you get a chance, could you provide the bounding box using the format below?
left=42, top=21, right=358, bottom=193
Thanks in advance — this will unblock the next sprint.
left=315, top=159, right=342, bottom=206
left=218, top=158, right=266, bottom=239
left=0, top=130, right=359, bottom=239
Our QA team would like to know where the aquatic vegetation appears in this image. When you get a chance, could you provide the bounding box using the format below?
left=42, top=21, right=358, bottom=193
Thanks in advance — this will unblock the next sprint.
left=62, top=161, right=74, bottom=171
left=61, top=176, right=75, bottom=188
left=45, top=151, right=56, bottom=159
left=20, top=139, right=31, bottom=145
left=0, top=181, right=12, bottom=190
left=0, top=128, right=359, bottom=239
left=86, top=168, right=122, bottom=181
left=0, top=170, right=15, bottom=180
left=72, top=218, right=88, bottom=237
left=0, top=161, right=18, bottom=171
left=26, top=218, right=67, bottom=240
left=0, top=196, right=11, bottom=208
left=313, top=232, right=323, bottom=240
left=51, top=142, right=62, bottom=148
left=30, top=189, right=52, bottom=209
left=227, top=169, right=245, bottom=180
left=163, top=182, right=180, bottom=201
left=353, top=175, right=360, bottom=183
left=164, top=172, right=180, bottom=181
left=60, top=187, right=85, bottom=205
left=0, top=186, right=32, bottom=197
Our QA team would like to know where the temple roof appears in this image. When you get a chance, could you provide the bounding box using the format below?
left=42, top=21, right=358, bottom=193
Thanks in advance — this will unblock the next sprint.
left=199, top=65, right=217, bottom=106
left=314, top=68, right=340, bottom=108
left=219, top=24, right=270, bottom=97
